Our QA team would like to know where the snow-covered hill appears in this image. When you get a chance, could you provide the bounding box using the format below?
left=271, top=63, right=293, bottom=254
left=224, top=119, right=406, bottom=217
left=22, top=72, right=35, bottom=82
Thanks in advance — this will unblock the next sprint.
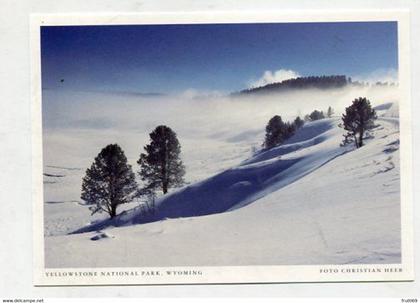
left=73, top=118, right=350, bottom=232
left=42, top=86, right=400, bottom=237
left=45, top=114, right=401, bottom=267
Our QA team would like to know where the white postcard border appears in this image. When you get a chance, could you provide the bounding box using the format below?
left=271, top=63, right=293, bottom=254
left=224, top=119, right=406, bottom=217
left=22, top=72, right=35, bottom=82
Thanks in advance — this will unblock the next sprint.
left=31, top=10, right=414, bottom=286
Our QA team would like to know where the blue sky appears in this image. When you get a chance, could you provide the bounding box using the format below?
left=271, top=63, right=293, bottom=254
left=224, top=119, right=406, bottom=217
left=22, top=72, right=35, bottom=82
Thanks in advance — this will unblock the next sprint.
left=41, top=22, right=398, bottom=94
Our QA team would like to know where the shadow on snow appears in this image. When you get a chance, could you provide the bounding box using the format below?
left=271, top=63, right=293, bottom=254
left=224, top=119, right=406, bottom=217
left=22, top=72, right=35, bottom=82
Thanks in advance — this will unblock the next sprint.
left=73, top=119, right=345, bottom=234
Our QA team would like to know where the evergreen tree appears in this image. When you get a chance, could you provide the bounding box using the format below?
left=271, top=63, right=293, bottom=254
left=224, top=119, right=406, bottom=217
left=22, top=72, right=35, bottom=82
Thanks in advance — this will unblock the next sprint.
left=263, top=115, right=286, bottom=149
left=327, top=106, right=334, bottom=118
left=138, top=125, right=185, bottom=194
left=341, top=97, right=377, bottom=148
left=293, top=116, right=305, bottom=129
left=81, top=144, right=137, bottom=218
left=284, top=122, right=296, bottom=139
left=309, top=110, right=325, bottom=121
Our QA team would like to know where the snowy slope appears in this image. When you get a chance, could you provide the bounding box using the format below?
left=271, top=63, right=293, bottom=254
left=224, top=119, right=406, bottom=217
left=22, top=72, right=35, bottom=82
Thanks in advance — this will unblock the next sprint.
left=43, top=165, right=142, bottom=236
left=42, top=86, right=400, bottom=236
left=45, top=115, right=401, bottom=267
left=74, top=118, right=350, bottom=233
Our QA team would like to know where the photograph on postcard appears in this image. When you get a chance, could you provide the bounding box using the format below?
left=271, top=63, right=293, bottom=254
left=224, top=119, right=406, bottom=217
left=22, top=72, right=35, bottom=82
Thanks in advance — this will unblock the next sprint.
left=32, top=12, right=413, bottom=284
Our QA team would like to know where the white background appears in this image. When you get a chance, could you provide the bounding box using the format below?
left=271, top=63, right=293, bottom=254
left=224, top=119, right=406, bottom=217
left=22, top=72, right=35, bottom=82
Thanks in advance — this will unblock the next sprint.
left=0, top=0, right=419, bottom=298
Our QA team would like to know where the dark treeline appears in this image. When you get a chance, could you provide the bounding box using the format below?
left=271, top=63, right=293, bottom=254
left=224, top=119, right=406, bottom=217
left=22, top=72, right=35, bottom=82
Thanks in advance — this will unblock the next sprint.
left=263, top=115, right=305, bottom=149
left=263, top=106, right=335, bottom=150
left=233, top=75, right=396, bottom=97
left=237, top=75, right=348, bottom=96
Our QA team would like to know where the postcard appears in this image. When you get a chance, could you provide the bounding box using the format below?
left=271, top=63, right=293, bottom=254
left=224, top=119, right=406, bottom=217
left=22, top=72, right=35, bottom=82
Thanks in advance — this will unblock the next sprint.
left=31, top=10, right=413, bottom=285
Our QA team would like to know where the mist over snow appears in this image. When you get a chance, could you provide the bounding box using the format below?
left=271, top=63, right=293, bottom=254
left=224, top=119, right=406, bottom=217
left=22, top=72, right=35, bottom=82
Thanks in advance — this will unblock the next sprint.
left=352, top=68, right=399, bottom=84
left=42, top=85, right=400, bottom=183
left=179, top=88, right=226, bottom=99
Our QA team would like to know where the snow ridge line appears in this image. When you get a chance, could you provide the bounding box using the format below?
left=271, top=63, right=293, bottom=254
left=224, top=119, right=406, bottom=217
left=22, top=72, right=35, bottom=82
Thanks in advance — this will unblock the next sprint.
left=230, top=147, right=351, bottom=211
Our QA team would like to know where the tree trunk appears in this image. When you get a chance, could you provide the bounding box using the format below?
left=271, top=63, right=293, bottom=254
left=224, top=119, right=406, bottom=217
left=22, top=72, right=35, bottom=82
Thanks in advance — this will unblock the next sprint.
left=110, top=205, right=117, bottom=218
left=358, top=130, right=364, bottom=148
left=161, top=136, right=169, bottom=194
left=353, top=134, right=359, bottom=148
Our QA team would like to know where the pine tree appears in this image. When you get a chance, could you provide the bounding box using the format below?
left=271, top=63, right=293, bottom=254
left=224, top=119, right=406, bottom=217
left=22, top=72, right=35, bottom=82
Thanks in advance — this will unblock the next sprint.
left=138, top=125, right=185, bottom=194
left=341, top=97, right=377, bottom=148
left=327, top=106, right=334, bottom=118
left=81, top=144, right=137, bottom=218
left=309, top=110, right=325, bottom=121
left=263, top=115, right=286, bottom=149
left=284, top=122, right=296, bottom=139
left=293, top=116, right=305, bottom=129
